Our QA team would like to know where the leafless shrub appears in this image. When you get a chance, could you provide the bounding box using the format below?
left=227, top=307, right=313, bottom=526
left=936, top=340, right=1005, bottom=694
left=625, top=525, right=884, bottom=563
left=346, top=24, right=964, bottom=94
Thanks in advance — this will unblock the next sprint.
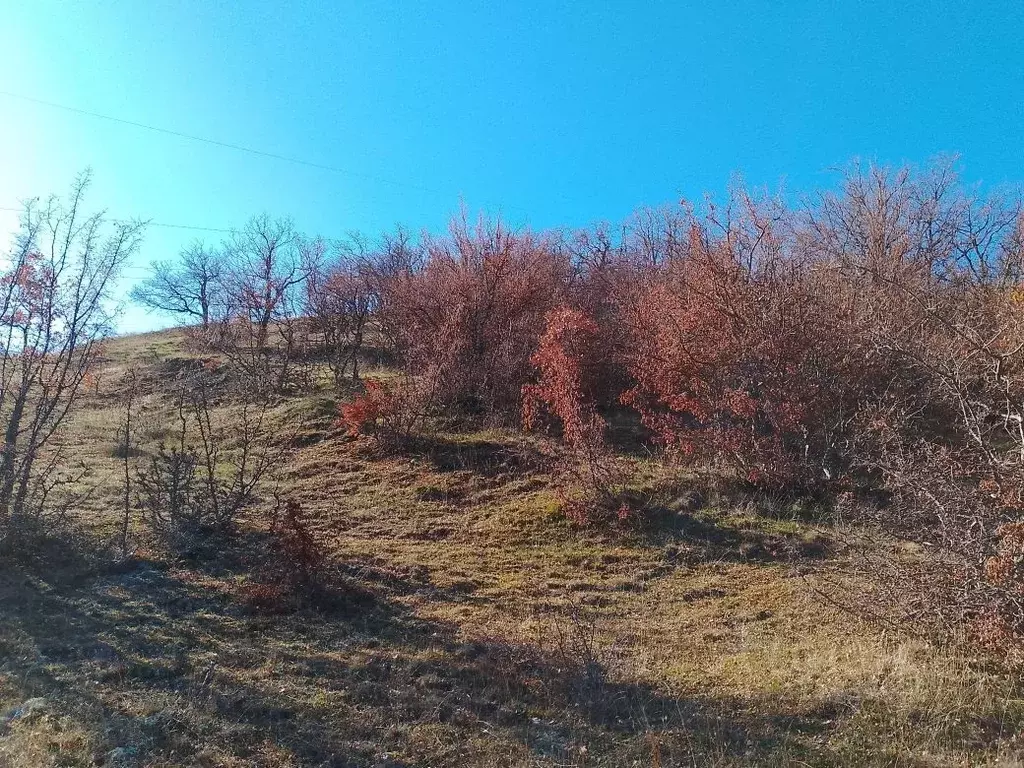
left=806, top=160, right=1024, bottom=650
left=114, top=368, right=140, bottom=558
left=529, top=600, right=609, bottom=717
left=136, top=369, right=278, bottom=547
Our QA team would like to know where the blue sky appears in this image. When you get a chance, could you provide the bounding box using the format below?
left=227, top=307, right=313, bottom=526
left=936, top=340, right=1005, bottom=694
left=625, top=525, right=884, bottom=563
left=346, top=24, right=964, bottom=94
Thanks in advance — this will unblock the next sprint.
left=2, top=1, right=1023, bottom=332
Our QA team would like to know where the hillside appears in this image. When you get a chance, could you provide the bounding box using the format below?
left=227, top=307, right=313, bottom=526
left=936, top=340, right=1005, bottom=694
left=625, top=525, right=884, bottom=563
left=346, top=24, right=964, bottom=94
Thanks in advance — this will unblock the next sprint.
left=1, top=327, right=1021, bottom=768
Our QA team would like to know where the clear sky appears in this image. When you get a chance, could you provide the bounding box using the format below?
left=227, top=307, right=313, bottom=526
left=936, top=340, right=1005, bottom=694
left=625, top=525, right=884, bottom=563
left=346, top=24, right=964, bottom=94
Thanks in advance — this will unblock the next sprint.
left=2, top=1, right=1023, bottom=332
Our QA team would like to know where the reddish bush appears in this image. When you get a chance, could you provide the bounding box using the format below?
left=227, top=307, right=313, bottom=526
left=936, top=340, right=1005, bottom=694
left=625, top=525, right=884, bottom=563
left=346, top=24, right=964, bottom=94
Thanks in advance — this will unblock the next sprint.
left=972, top=516, right=1024, bottom=665
left=338, top=376, right=433, bottom=450
left=339, top=378, right=391, bottom=436
left=270, top=499, right=326, bottom=587
left=523, top=307, right=605, bottom=443
left=375, top=215, right=571, bottom=422
left=621, top=200, right=862, bottom=488
left=523, top=306, right=630, bottom=524
left=242, top=499, right=328, bottom=614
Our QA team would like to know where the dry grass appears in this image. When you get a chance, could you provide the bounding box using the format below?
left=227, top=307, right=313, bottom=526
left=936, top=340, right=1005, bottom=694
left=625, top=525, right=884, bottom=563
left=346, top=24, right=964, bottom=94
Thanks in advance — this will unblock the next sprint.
left=1, top=330, right=1023, bottom=767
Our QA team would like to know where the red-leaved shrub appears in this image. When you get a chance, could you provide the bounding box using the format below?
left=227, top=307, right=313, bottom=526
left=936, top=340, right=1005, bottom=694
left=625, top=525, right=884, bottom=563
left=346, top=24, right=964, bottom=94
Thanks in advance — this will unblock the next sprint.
left=621, top=198, right=861, bottom=488
left=977, top=519, right=1024, bottom=665
left=339, top=376, right=434, bottom=450
left=243, top=499, right=327, bottom=614
left=523, top=306, right=605, bottom=445
left=375, top=215, right=571, bottom=422
left=270, top=498, right=326, bottom=587
left=523, top=306, right=630, bottom=524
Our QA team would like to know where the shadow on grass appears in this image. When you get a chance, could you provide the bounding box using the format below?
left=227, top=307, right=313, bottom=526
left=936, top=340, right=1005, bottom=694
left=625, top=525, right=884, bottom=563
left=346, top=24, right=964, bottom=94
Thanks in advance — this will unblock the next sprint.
left=0, top=545, right=847, bottom=767
left=603, top=408, right=656, bottom=457
left=289, top=341, right=398, bottom=372
left=411, top=433, right=546, bottom=479
left=636, top=508, right=832, bottom=565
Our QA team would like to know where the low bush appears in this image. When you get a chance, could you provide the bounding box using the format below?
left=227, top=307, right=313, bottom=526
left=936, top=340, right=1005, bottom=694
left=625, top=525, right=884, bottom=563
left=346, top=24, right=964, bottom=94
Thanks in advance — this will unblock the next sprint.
left=621, top=196, right=866, bottom=490
left=137, top=373, right=278, bottom=548
left=269, top=498, right=326, bottom=588
left=240, top=499, right=328, bottom=614
left=338, top=376, right=434, bottom=451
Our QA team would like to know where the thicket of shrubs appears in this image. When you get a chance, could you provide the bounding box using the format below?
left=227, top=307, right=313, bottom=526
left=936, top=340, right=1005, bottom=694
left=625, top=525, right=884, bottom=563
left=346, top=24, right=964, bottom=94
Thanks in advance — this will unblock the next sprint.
left=6, top=159, right=1024, bottom=658
left=331, top=161, right=1024, bottom=655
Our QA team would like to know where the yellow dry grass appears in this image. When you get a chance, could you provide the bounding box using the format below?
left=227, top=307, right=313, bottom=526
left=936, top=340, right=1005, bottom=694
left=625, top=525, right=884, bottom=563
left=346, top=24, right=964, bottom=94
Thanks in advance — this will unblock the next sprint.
left=1, top=329, right=1022, bottom=767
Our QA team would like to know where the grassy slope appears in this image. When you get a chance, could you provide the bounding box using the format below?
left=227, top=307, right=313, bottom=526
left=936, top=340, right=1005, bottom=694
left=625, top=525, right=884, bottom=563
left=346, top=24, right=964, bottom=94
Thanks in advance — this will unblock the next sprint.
left=1, top=329, right=1022, bottom=767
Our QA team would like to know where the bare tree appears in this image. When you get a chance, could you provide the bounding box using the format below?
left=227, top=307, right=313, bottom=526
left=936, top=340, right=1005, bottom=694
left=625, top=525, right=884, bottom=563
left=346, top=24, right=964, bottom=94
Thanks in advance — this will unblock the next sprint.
left=305, top=235, right=375, bottom=386
left=130, top=241, right=225, bottom=327
left=0, top=171, right=144, bottom=532
left=212, top=215, right=318, bottom=394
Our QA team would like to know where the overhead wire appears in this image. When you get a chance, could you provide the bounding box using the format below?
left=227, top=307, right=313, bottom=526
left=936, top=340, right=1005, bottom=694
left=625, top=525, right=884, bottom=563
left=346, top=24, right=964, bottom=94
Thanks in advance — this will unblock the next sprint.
left=0, top=89, right=530, bottom=282
left=0, top=89, right=529, bottom=214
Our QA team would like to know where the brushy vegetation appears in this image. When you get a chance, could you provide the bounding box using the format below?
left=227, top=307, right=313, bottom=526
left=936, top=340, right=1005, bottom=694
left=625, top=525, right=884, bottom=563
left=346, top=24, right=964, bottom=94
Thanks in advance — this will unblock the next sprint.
left=4, top=160, right=1024, bottom=765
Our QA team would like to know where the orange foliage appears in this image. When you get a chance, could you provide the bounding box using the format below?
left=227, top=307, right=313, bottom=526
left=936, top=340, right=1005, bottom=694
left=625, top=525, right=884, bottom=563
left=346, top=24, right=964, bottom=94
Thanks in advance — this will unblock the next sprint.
left=621, top=215, right=859, bottom=487
left=377, top=216, right=570, bottom=420
left=523, top=306, right=629, bottom=525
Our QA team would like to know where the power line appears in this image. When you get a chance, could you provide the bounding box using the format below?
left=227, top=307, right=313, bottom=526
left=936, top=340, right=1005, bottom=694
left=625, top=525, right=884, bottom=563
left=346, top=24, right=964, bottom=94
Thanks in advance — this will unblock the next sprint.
left=130, top=221, right=235, bottom=233
left=0, top=89, right=526, bottom=213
